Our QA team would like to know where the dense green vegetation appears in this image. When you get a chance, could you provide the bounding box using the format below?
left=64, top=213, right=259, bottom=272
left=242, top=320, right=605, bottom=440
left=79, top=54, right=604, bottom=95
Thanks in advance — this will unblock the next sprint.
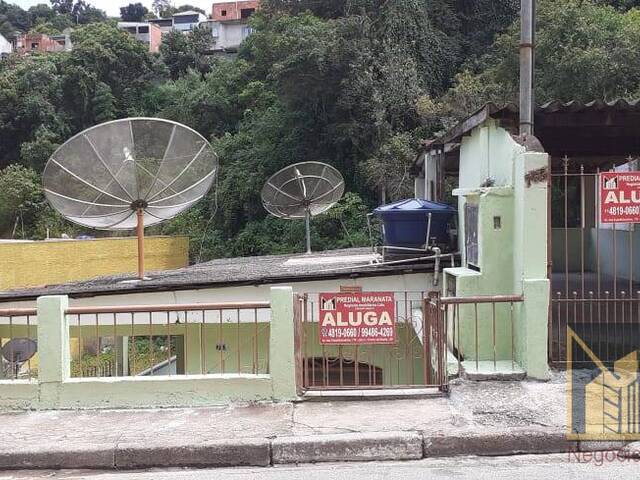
left=0, top=0, right=638, bottom=261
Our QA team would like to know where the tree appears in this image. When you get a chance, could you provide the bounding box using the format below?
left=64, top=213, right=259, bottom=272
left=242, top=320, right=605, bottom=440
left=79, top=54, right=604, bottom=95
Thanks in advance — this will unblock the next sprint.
left=152, top=0, right=173, bottom=16
left=0, top=165, right=44, bottom=238
left=28, top=3, right=56, bottom=25
left=0, top=1, right=31, bottom=37
left=50, top=0, right=74, bottom=15
left=120, top=3, right=149, bottom=22
left=69, top=22, right=154, bottom=102
left=160, top=25, right=213, bottom=79
left=175, top=4, right=206, bottom=15
left=361, top=133, right=417, bottom=202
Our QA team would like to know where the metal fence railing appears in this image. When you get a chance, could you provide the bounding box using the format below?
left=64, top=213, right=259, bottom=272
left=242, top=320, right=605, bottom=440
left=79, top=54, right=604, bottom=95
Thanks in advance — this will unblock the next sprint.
left=295, top=292, right=449, bottom=391
left=65, top=302, right=271, bottom=378
left=443, top=295, right=523, bottom=374
left=550, top=159, right=640, bottom=367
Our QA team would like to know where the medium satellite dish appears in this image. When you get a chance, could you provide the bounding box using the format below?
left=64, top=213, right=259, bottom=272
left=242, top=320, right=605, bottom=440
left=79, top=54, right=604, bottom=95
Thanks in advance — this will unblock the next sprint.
left=43, top=118, right=218, bottom=279
left=2, top=338, right=37, bottom=364
left=261, top=162, right=345, bottom=254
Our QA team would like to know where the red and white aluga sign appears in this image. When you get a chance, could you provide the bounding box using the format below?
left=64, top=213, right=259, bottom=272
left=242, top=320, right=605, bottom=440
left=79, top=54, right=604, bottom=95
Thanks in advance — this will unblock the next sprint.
left=600, top=172, right=640, bottom=223
left=318, top=292, right=396, bottom=345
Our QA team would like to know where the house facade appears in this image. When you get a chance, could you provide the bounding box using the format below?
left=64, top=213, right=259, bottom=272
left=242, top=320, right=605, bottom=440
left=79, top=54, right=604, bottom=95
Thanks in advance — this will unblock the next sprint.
left=117, top=22, right=163, bottom=53
left=172, top=10, right=208, bottom=32
left=14, top=32, right=72, bottom=55
left=415, top=100, right=640, bottom=378
left=205, top=0, right=259, bottom=52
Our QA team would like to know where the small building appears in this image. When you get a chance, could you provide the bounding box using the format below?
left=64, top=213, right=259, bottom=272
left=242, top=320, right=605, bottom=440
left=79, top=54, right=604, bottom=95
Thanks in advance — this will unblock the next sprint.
left=147, top=17, right=175, bottom=35
left=0, top=33, right=12, bottom=57
left=415, top=99, right=640, bottom=378
left=117, top=22, right=162, bottom=53
left=0, top=248, right=439, bottom=388
left=14, top=32, right=72, bottom=55
left=148, top=11, right=208, bottom=36
left=205, top=0, right=259, bottom=52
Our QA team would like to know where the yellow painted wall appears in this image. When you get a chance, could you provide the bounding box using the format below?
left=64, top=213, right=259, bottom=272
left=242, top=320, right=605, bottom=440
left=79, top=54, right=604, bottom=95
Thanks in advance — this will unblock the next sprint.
left=0, top=236, right=189, bottom=291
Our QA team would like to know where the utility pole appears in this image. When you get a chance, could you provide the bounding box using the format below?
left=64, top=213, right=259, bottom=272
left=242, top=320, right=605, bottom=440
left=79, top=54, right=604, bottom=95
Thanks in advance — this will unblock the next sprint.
left=520, top=0, right=535, bottom=136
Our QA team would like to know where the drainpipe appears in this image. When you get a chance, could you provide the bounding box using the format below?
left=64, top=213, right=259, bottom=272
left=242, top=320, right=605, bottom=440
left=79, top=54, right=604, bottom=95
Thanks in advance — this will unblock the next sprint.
left=520, top=0, right=535, bottom=136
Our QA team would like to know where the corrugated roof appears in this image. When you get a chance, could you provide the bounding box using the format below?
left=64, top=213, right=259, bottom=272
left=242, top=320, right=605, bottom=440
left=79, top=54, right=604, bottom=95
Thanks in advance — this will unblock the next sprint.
left=0, top=248, right=437, bottom=302
left=426, top=99, right=640, bottom=149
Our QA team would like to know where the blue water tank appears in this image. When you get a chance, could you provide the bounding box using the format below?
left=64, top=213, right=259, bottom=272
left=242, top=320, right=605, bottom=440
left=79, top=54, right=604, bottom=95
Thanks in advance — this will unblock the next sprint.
left=374, top=199, right=457, bottom=249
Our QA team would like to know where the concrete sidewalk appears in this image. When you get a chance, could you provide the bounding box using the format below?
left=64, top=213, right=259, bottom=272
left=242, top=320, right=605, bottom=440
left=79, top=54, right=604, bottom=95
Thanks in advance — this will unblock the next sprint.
left=0, top=373, right=613, bottom=471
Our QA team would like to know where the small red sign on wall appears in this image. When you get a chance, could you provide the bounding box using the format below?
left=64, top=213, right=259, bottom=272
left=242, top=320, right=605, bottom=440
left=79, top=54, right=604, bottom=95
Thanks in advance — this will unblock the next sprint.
left=319, top=292, right=396, bottom=345
left=600, top=172, right=640, bottom=223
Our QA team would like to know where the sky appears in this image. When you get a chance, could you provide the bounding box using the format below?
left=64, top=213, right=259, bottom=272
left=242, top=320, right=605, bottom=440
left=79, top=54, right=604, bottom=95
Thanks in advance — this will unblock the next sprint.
left=11, top=1, right=215, bottom=17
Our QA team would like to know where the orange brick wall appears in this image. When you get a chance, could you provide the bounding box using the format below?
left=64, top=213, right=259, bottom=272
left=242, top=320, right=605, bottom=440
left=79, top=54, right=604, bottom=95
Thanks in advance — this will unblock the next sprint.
left=16, top=34, right=59, bottom=54
left=212, top=0, right=260, bottom=21
left=149, top=23, right=162, bottom=53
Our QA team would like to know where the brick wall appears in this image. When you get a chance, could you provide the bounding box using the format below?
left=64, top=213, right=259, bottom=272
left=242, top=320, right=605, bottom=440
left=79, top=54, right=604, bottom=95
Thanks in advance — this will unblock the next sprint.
left=212, top=0, right=260, bottom=22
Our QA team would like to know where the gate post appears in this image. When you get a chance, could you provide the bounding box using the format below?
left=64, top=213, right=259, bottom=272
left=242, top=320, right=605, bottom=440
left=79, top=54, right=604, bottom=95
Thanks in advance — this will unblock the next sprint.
left=270, top=286, right=298, bottom=401
left=514, top=150, right=551, bottom=380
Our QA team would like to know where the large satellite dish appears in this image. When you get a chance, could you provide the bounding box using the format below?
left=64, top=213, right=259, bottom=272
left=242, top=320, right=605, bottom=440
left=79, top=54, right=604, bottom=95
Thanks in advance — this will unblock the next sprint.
left=261, top=162, right=345, bottom=254
left=43, top=118, right=218, bottom=279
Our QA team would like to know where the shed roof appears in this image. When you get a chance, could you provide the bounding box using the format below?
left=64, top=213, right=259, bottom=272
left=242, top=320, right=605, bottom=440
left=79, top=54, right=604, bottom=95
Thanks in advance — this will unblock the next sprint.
left=0, top=248, right=436, bottom=302
left=172, top=10, right=205, bottom=16
left=422, top=100, right=640, bottom=160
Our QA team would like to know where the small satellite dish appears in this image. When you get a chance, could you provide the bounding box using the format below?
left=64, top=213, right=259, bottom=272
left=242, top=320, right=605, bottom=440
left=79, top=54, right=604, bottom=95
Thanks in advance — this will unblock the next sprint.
left=261, top=162, right=345, bottom=254
left=43, top=118, right=218, bottom=279
left=2, top=338, right=37, bottom=364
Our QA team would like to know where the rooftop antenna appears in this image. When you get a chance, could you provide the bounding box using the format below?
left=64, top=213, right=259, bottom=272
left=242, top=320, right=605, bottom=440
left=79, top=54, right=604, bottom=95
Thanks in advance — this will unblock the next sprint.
left=261, top=162, right=345, bottom=254
left=520, top=0, right=536, bottom=136
left=43, top=118, right=218, bottom=280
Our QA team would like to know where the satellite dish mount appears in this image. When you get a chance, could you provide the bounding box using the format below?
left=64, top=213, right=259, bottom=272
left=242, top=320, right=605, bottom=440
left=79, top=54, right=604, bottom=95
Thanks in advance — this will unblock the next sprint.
left=262, top=162, right=345, bottom=255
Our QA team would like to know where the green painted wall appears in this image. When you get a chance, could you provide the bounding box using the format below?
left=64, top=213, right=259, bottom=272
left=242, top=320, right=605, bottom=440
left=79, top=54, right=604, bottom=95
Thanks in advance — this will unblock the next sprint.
left=0, top=289, right=299, bottom=410
left=445, top=121, right=550, bottom=379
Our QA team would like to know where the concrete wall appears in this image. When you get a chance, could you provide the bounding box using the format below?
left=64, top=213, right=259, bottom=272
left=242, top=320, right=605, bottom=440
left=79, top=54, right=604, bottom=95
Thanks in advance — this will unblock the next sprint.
left=443, top=121, right=550, bottom=379
left=457, top=121, right=517, bottom=190
left=0, top=273, right=433, bottom=396
left=0, top=34, right=11, bottom=55
left=0, top=236, right=189, bottom=291
left=214, top=22, right=250, bottom=50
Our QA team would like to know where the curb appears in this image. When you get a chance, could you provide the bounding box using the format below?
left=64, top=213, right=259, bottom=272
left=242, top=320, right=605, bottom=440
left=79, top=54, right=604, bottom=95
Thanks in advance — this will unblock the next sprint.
left=0, top=446, right=114, bottom=470
left=424, top=431, right=575, bottom=457
left=0, top=430, right=610, bottom=470
left=115, top=438, right=271, bottom=469
left=272, top=431, right=423, bottom=464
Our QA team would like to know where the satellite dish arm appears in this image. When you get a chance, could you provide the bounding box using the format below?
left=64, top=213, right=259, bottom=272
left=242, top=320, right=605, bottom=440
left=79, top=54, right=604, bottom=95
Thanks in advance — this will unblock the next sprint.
left=136, top=208, right=145, bottom=279
left=305, top=208, right=311, bottom=255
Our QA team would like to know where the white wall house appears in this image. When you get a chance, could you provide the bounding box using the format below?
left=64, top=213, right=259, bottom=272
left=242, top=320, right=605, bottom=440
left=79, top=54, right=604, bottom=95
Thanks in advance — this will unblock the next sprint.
left=172, top=10, right=208, bottom=32
left=0, top=33, right=12, bottom=56
left=201, top=19, right=252, bottom=52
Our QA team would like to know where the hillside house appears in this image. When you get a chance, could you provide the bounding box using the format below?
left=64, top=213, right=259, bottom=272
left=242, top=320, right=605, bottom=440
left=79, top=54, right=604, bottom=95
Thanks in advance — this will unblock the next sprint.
left=14, top=32, right=72, bottom=55
left=203, top=0, right=259, bottom=52
left=117, top=22, right=162, bottom=53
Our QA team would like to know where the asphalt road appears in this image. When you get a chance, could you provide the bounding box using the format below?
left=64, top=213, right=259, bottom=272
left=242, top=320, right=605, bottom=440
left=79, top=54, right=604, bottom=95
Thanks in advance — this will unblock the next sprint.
left=0, top=454, right=637, bottom=480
